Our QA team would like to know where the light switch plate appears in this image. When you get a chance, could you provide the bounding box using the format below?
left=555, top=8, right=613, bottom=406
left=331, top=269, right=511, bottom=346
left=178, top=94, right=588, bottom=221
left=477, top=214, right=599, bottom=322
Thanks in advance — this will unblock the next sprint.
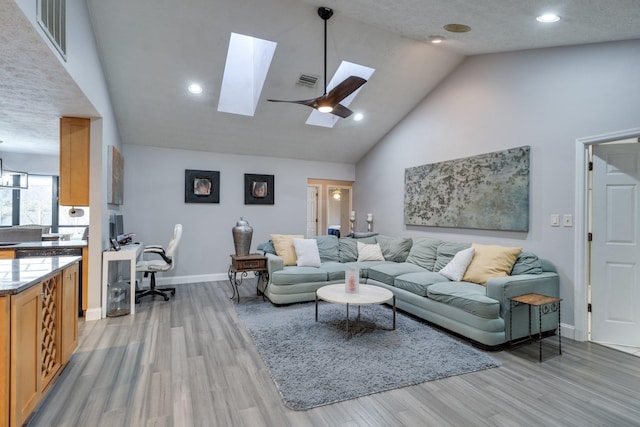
left=551, top=214, right=560, bottom=227
left=563, top=214, right=573, bottom=227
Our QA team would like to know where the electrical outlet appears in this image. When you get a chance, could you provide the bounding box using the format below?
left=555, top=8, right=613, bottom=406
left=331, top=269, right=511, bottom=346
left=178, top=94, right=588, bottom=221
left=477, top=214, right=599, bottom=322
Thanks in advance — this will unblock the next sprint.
left=550, top=214, right=560, bottom=227
left=563, top=214, right=573, bottom=227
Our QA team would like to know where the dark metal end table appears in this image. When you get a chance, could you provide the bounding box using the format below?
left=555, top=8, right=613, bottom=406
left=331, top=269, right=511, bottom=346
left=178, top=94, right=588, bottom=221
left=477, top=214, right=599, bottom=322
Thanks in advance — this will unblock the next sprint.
left=509, top=293, right=562, bottom=362
left=227, top=254, right=268, bottom=303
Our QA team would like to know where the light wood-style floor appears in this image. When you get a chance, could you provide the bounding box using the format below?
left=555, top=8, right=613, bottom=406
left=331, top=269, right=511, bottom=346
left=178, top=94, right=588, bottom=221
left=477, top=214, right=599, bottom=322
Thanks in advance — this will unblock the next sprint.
left=28, top=281, right=640, bottom=427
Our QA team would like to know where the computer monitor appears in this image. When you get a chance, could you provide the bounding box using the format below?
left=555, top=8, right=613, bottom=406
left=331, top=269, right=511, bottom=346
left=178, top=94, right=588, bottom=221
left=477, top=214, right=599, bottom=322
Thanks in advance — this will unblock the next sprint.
left=115, top=214, right=124, bottom=238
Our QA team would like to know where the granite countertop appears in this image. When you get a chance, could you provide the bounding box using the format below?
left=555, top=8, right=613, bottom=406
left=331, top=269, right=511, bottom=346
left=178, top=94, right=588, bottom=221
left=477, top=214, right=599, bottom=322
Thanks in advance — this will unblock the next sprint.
left=0, top=256, right=82, bottom=296
left=0, top=240, right=87, bottom=249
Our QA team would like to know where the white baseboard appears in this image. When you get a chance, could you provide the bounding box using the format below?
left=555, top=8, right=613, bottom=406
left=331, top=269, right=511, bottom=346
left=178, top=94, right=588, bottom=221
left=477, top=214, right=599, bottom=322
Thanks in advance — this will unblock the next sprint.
left=150, top=273, right=233, bottom=286
left=560, top=323, right=576, bottom=340
left=85, top=307, right=102, bottom=321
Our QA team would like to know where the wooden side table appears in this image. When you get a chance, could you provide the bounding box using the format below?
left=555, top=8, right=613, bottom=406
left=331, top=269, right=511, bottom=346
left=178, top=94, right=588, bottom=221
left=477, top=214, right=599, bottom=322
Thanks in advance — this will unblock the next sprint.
left=227, top=254, right=268, bottom=303
left=509, top=293, right=562, bottom=362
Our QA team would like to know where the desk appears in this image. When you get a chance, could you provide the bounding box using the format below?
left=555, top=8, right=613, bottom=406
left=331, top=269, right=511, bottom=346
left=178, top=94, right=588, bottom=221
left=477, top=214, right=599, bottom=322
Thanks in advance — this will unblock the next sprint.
left=101, top=243, right=143, bottom=318
left=228, top=254, right=268, bottom=303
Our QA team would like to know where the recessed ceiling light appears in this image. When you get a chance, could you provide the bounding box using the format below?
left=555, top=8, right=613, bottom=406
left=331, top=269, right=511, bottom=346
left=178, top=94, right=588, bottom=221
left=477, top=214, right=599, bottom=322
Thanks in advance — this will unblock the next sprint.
left=429, top=35, right=445, bottom=44
left=443, top=23, right=471, bottom=33
left=536, top=14, right=560, bottom=23
left=188, top=83, right=203, bottom=94
left=353, top=113, right=364, bottom=121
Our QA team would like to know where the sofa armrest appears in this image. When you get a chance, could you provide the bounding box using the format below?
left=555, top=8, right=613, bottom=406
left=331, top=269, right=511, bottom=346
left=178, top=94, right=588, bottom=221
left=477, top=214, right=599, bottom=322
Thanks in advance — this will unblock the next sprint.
left=486, top=272, right=560, bottom=317
left=263, top=252, right=284, bottom=278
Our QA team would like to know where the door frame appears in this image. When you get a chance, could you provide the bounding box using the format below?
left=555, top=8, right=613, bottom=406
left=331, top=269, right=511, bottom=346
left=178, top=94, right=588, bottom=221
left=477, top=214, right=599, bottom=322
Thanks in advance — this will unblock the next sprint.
left=574, top=127, right=640, bottom=342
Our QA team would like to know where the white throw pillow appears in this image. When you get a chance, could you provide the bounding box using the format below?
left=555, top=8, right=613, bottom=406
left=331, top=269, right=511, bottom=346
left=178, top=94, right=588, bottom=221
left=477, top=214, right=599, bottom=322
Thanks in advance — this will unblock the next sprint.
left=292, top=238, right=322, bottom=267
left=356, top=241, right=385, bottom=262
left=439, top=247, right=475, bottom=281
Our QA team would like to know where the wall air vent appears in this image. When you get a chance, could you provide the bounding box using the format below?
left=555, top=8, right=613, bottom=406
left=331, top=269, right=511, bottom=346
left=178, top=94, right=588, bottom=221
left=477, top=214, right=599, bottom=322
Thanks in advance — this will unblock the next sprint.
left=37, top=0, right=66, bottom=60
left=297, top=74, right=319, bottom=88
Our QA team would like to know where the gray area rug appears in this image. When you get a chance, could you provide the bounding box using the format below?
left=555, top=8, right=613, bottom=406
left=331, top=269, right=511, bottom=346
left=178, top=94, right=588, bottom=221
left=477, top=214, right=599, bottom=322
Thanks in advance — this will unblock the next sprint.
left=234, top=298, right=501, bottom=410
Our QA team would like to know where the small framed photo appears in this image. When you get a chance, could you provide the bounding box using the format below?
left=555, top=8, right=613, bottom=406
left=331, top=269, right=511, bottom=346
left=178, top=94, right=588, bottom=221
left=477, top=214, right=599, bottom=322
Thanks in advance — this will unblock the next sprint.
left=185, top=169, right=220, bottom=203
left=245, top=173, right=274, bottom=205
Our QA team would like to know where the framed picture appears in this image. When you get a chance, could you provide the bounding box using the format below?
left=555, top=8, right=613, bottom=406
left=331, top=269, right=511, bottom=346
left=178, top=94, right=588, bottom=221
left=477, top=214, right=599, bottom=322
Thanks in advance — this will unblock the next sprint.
left=107, top=145, right=124, bottom=205
left=245, top=173, right=274, bottom=205
left=185, top=169, right=220, bottom=203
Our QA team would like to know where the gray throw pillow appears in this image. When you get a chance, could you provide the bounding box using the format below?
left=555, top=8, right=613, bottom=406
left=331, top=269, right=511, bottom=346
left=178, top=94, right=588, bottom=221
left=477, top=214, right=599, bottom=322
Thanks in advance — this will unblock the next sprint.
left=511, top=251, right=543, bottom=275
left=338, top=237, right=376, bottom=262
left=434, top=242, right=472, bottom=272
left=375, top=235, right=413, bottom=263
left=406, top=238, right=443, bottom=271
left=314, top=235, right=339, bottom=262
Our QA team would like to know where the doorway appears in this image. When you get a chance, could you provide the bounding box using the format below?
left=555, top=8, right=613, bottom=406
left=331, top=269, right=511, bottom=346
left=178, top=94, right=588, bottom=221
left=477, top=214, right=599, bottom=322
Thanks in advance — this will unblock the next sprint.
left=575, top=128, right=640, bottom=350
left=307, top=179, right=353, bottom=238
left=589, top=140, right=640, bottom=348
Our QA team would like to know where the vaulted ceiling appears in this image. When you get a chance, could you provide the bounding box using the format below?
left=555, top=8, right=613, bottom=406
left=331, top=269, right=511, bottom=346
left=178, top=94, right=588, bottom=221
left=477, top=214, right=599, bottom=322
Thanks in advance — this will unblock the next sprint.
left=2, top=0, right=640, bottom=163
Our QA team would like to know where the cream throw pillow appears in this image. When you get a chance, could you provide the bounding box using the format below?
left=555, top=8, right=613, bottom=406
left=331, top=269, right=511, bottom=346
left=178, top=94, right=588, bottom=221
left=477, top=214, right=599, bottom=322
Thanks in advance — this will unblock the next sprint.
left=356, top=241, right=385, bottom=262
left=462, top=243, right=522, bottom=285
left=292, top=238, right=322, bottom=267
left=439, top=247, right=475, bottom=281
left=271, top=234, right=304, bottom=266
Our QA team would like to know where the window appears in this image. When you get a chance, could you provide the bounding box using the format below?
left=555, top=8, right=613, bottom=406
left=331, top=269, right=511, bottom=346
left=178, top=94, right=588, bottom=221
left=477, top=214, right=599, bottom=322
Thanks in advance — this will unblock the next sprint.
left=0, top=174, right=88, bottom=238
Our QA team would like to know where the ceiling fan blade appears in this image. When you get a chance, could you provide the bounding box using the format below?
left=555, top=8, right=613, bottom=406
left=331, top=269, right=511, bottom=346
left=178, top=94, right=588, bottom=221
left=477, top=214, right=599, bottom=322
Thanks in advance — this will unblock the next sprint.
left=267, top=98, right=318, bottom=108
left=325, top=76, right=367, bottom=106
left=330, top=104, right=353, bottom=118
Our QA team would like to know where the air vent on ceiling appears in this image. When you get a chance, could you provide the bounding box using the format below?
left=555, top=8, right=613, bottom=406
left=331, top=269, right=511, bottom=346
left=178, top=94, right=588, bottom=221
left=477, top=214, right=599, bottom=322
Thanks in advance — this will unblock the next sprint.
left=37, top=0, right=66, bottom=60
left=297, top=74, right=319, bottom=88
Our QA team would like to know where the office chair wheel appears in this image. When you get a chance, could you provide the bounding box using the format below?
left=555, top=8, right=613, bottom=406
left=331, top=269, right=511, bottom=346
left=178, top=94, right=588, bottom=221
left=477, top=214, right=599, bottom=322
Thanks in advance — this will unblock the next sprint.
left=163, top=295, right=169, bottom=301
left=171, top=290, right=176, bottom=295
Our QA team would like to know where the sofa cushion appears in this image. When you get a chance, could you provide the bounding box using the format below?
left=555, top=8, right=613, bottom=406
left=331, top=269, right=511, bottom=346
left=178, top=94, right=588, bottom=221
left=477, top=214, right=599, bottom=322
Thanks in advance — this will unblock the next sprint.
left=292, top=238, right=322, bottom=267
left=463, top=243, right=522, bottom=285
left=313, top=235, right=339, bottom=262
left=405, top=238, right=442, bottom=271
left=393, top=272, right=449, bottom=297
left=427, top=282, right=500, bottom=319
left=375, top=235, right=413, bottom=263
left=439, top=247, right=475, bottom=281
left=511, top=251, right=543, bottom=275
left=271, top=266, right=328, bottom=285
left=343, top=261, right=391, bottom=279
left=320, top=261, right=350, bottom=281
left=434, top=242, right=472, bottom=272
left=271, top=234, right=305, bottom=266
left=357, top=242, right=385, bottom=262
left=368, top=262, right=427, bottom=286
left=338, top=237, right=376, bottom=262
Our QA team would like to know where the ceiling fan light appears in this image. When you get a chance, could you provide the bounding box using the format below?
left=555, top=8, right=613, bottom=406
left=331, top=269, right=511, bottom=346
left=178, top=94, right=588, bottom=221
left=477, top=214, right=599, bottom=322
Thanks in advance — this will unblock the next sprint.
left=318, top=105, right=333, bottom=113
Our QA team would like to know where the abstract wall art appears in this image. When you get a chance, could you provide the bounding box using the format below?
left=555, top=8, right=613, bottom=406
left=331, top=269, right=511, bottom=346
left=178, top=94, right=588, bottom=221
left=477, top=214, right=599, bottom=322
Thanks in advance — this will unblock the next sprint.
left=107, top=145, right=124, bottom=205
left=404, top=146, right=530, bottom=231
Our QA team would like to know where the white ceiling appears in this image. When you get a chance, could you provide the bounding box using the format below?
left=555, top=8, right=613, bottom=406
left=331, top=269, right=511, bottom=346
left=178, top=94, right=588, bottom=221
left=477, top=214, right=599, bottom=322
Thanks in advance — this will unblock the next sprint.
left=2, top=0, right=640, bottom=163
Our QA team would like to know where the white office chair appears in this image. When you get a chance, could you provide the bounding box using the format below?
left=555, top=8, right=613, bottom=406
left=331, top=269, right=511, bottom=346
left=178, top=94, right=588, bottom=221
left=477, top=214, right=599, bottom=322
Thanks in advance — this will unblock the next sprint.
left=135, top=224, right=182, bottom=303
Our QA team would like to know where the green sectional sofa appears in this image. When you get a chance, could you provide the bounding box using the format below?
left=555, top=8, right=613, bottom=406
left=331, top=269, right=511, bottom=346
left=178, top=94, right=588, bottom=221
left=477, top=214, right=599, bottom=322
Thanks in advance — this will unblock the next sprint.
left=258, top=235, right=560, bottom=349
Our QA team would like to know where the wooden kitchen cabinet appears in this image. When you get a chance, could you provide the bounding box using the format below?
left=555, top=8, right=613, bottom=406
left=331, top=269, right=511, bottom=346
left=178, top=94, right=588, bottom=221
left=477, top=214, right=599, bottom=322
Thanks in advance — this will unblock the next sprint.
left=3, top=262, right=79, bottom=427
left=0, top=251, right=15, bottom=259
left=10, top=282, right=43, bottom=427
left=61, top=264, right=79, bottom=364
left=59, top=117, right=90, bottom=206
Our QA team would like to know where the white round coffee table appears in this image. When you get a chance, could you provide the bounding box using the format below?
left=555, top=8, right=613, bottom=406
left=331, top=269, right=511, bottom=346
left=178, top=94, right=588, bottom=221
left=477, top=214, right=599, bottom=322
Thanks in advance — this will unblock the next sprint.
left=315, top=284, right=396, bottom=336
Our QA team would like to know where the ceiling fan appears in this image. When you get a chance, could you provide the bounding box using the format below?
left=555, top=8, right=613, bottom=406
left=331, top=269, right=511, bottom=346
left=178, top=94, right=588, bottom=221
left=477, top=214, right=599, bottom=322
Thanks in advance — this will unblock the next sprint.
left=268, top=7, right=367, bottom=119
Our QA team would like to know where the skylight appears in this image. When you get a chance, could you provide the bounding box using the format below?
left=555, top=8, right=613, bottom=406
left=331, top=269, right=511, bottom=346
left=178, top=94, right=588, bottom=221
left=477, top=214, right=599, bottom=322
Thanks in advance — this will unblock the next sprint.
left=217, top=33, right=277, bottom=117
left=306, top=61, right=375, bottom=128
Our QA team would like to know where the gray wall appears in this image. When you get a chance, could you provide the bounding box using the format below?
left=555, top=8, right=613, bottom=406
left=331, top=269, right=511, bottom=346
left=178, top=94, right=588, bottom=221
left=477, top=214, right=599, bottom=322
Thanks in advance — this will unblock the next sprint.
left=123, top=144, right=355, bottom=280
left=355, top=39, right=640, bottom=330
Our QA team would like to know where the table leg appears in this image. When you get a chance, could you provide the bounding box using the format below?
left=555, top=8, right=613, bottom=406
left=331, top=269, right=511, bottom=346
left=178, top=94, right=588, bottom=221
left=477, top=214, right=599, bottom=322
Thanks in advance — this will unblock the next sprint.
left=558, top=301, right=562, bottom=356
left=346, top=303, right=350, bottom=336
left=538, top=305, right=543, bottom=362
left=315, top=292, right=318, bottom=322
left=392, top=296, right=396, bottom=330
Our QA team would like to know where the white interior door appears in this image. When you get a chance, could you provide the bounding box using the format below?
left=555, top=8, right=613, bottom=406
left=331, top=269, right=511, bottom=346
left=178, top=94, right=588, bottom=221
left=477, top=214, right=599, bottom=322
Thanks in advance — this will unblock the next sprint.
left=306, top=186, right=318, bottom=238
left=591, top=142, right=640, bottom=347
